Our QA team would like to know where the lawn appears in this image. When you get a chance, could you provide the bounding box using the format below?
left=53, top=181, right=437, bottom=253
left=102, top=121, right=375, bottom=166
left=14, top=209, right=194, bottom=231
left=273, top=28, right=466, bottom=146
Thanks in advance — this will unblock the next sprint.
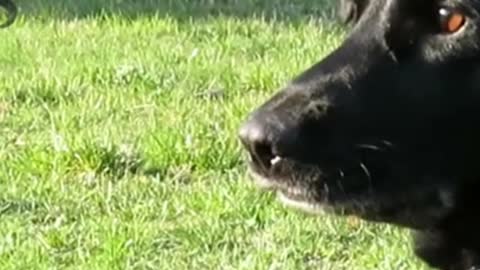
left=0, top=0, right=429, bottom=269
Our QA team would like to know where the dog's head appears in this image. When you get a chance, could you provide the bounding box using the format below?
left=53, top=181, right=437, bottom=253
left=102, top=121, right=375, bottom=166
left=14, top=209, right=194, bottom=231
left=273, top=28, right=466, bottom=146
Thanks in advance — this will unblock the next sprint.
left=239, top=0, right=480, bottom=230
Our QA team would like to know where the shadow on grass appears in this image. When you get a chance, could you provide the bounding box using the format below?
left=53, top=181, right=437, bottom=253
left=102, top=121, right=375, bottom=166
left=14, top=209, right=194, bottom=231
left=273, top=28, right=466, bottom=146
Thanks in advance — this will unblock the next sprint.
left=13, top=0, right=338, bottom=23
left=0, top=198, right=45, bottom=216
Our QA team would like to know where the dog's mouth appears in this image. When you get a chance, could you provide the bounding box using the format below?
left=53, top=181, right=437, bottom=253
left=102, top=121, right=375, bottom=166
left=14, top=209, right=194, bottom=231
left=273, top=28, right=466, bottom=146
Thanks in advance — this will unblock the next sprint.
left=244, top=141, right=461, bottom=230
left=247, top=152, right=343, bottom=213
left=250, top=169, right=329, bottom=214
left=277, top=190, right=329, bottom=215
left=246, top=144, right=394, bottom=215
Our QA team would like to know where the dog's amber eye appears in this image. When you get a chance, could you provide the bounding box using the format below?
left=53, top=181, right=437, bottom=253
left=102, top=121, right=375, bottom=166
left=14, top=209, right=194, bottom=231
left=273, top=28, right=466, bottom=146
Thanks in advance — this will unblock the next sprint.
left=439, top=8, right=466, bottom=34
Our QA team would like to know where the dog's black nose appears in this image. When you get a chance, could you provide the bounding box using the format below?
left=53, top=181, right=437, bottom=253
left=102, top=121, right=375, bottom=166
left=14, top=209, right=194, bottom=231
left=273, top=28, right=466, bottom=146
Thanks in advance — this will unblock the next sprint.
left=239, top=113, right=297, bottom=170
left=239, top=117, right=275, bottom=169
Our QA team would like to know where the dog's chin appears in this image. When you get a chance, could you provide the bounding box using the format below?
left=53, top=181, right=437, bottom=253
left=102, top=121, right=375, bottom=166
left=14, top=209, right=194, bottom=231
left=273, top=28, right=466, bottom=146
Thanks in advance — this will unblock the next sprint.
left=250, top=171, right=277, bottom=190
left=249, top=171, right=330, bottom=215
left=276, top=191, right=328, bottom=215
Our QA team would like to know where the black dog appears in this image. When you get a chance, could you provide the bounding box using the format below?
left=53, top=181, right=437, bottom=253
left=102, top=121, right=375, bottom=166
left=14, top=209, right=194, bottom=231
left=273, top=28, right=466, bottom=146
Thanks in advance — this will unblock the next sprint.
left=0, top=0, right=16, bottom=28
left=239, top=0, right=480, bottom=269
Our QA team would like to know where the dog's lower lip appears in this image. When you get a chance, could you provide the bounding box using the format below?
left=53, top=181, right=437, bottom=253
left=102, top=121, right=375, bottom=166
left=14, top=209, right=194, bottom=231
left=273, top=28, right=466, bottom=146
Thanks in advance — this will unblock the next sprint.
left=250, top=171, right=276, bottom=190
left=277, top=191, right=326, bottom=215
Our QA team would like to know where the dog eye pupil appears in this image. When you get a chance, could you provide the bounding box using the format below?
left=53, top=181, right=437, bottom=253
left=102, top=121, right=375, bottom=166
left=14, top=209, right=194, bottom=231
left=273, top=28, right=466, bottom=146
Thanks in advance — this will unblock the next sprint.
left=439, top=8, right=465, bottom=34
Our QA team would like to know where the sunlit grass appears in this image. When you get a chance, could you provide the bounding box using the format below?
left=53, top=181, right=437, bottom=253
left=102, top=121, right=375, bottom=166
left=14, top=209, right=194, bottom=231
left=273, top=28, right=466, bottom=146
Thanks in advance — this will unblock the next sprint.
left=0, top=1, right=428, bottom=269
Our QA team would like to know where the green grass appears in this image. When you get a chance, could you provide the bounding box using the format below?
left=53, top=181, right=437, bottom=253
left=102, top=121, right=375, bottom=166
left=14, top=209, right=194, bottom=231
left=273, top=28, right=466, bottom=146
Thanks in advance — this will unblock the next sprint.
left=0, top=0, right=429, bottom=269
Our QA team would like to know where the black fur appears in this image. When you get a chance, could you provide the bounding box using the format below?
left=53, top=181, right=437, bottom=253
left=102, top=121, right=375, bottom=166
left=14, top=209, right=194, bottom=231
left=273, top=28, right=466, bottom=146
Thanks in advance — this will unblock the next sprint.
left=239, top=0, right=480, bottom=269
left=0, top=0, right=16, bottom=28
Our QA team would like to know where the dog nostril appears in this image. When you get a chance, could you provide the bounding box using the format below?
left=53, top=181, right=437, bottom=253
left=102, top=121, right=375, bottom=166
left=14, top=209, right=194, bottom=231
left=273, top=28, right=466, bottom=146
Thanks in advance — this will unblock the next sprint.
left=254, top=143, right=276, bottom=169
left=239, top=119, right=276, bottom=170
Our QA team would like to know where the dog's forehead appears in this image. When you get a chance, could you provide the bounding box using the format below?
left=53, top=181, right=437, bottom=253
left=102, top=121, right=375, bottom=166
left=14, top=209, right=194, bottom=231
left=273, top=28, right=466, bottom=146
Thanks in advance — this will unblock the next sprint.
left=365, top=0, right=479, bottom=12
left=353, top=0, right=480, bottom=36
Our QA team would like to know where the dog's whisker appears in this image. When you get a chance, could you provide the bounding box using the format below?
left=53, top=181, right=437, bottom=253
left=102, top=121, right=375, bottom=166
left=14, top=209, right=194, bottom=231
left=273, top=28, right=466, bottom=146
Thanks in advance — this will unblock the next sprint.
left=359, top=162, right=373, bottom=189
left=381, top=140, right=393, bottom=146
left=324, top=183, right=330, bottom=200
left=336, top=169, right=346, bottom=194
left=355, top=144, right=384, bottom=152
left=380, top=140, right=395, bottom=149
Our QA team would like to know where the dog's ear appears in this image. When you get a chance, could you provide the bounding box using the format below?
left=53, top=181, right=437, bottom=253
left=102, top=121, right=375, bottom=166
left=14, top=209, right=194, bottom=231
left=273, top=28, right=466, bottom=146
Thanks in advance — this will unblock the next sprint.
left=0, top=0, right=17, bottom=28
left=337, top=0, right=368, bottom=25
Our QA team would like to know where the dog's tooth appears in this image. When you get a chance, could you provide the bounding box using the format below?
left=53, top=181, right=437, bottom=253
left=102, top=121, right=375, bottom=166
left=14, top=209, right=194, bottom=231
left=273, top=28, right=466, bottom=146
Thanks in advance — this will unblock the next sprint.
left=270, top=156, right=282, bottom=165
